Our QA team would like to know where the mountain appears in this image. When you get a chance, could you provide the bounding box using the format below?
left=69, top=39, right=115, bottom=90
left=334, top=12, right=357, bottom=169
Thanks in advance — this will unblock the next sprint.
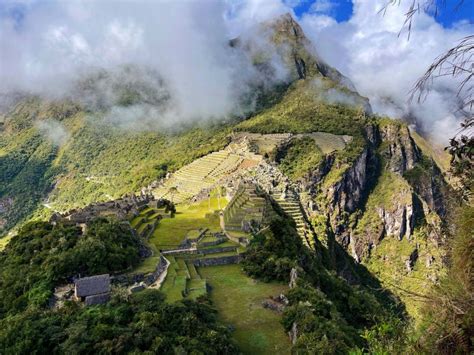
left=0, top=13, right=457, bottom=353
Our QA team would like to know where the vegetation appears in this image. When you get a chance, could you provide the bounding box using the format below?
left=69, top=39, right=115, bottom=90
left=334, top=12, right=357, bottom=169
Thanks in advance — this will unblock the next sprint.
left=412, top=206, right=474, bottom=352
left=200, top=264, right=290, bottom=354
left=0, top=218, right=141, bottom=317
left=236, top=79, right=368, bottom=138
left=0, top=100, right=231, bottom=236
left=277, top=137, right=324, bottom=181
left=0, top=13, right=468, bottom=352
left=150, top=197, right=224, bottom=250
left=0, top=216, right=239, bottom=354
left=0, top=290, right=239, bottom=354
left=243, top=208, right=403, bottom=353
left=243, top=217, right=299, bottom=282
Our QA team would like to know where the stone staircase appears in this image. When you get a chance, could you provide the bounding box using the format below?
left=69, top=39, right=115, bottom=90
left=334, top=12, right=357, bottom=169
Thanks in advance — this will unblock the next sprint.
left=270, top=190, right=313, bottom=249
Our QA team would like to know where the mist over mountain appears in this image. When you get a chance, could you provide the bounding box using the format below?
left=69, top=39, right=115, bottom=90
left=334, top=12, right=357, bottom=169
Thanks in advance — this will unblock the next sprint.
left=0, top=2, right=472, bottom=353
left=1, top=0, right=472, bottom=142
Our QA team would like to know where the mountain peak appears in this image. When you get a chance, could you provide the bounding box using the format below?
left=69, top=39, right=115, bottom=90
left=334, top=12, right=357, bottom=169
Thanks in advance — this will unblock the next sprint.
left=265, top=12, right=307, bottom=44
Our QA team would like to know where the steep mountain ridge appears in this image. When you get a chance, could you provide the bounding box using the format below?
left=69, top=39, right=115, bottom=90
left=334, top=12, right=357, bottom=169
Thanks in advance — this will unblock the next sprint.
left=0, top=13, right=452, bottom=325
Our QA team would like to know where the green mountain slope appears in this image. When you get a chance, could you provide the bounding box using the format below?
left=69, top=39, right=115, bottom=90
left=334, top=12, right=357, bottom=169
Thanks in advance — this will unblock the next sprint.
left=0, top=13, right=455, bottom=352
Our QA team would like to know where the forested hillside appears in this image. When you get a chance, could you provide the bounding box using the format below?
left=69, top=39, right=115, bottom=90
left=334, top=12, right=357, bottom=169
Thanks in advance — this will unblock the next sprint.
left=0, top=13, right=469, bottom=354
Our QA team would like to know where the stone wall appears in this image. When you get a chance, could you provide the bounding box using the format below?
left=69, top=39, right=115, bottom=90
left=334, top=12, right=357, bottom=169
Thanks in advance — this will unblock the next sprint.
left=85, top=293, right=110, bottom=306
left=193, top=254, right=242, bottom=267
left=197, top=246, right=237, bottom=254
left=161, top=245, right=237, bottom=256
left=139, top=219, right=159, bottom=240
left=51, top=193, right=158, bottom=225
left=112, top=255, right=168, bottom=287
left=199, top=237, right=227, bottom=247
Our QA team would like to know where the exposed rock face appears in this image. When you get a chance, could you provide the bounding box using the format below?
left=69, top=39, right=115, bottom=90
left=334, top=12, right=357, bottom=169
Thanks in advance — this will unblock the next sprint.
left=329, top=149, right=369, bottom=215
left=405, top=248, right=419, bottom=272
left=289, top=322, right=298, bottom=345
left=379, top=123, right=421, bottom=175
left=406, top=159, right=447, bottom=218
left=291, top=118, right=448, bottom=288
left=321, top=149, right=372, bottom=248
left=289, top=267, right=298, bottom=288
left=376, top=195, right=415, bottom=240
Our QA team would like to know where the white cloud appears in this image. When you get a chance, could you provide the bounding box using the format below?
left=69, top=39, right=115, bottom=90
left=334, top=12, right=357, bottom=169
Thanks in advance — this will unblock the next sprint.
left=1, top=0, right=471, bottom=143
left=300, top=0, right=473, bottom=143
left=36, top=119, right=69, bottom=146
left=309, top=0, right=338, bottom=15
left=0, top=0, right=293, bottom=126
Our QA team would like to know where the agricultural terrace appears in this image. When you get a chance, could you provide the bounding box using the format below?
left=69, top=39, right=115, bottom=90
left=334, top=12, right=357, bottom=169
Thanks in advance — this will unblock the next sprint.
left=151, top=194, right=227, bottom=250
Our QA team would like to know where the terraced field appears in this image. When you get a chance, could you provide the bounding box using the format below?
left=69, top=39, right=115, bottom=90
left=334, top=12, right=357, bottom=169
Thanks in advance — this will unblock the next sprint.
left=160, top=232, right=243, bottom=302
left=303, top=132, right=352, bottom=154
left=149, top=197, right=225, bottom=250
left=129, top=206, right=172, bottom=274
left=130, top=187, right=292, bottom=353
left=152, top=150, right=244, bottom=204
left=224, top=184, right=267, bottom=232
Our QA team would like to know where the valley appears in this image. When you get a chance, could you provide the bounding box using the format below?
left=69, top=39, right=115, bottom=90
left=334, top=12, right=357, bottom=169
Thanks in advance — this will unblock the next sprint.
left=0, top=11, right=469, bottom=355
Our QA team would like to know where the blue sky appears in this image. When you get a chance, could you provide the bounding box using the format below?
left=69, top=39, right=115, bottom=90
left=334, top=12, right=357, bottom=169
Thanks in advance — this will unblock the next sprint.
left=292, top=0, right=473, bottom=27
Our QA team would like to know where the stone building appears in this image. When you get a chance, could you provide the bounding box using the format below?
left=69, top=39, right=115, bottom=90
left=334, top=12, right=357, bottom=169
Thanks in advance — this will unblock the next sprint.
left=74, top=274, right=111, bottom=306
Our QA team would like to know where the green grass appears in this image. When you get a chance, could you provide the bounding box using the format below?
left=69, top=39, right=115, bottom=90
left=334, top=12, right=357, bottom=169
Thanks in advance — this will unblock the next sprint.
left=187, top=288, right=207, bottom=300
left=186, top=229, right=203, bottom=239
left=149, top=197, right=223, bottom=250
left=186, top=261, right=200, bottom=279
left=172, top=275, right=187, bottom=301
left=0, top=235, right=12, bottom=251
left=132, top=255, right=160, bottom=274
left=186, top=279, right=207, bottom=300
left=201, top=251, right=238, bottom=259
left=199, top=264, right=290, bottom=355
left=198, top=240, right=238, bottom=249
left=199, top=235, right=218, bottom=243
left=130, top=216, right=144, bottom=228
left=278, top=137, right=324, bottom=181
left=136, top=220, right=153, bottom=234
left=365, top=229, right=446, bottom=322
left=236, top=79, right=367, bottom=137
left=161, top=259, right=187, bottom=302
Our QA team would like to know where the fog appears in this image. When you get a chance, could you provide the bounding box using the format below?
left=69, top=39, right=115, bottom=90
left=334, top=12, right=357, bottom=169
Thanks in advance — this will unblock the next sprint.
left=1, top=0, right=472, bottom=142
left=300, top=0, right=473, bottom=143
left=0, top=0, right=292, bottom=127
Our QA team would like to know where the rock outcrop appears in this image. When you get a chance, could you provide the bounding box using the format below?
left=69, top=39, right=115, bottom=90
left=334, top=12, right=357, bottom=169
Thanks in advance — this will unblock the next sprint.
left=379, top=122, right=421, bottom=175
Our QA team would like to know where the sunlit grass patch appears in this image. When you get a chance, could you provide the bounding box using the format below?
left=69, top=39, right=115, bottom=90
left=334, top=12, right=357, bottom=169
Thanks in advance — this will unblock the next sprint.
left=0, top=235, right=12, bottom=251
left=150, top=197, right=223, bottom=250
left=200, top=264, right=290, bottom=355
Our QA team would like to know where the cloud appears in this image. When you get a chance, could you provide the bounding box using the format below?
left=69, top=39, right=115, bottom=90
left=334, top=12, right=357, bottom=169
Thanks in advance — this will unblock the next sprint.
left=2, top=0, right=471, bottom=143
left=309, top=0, right=338, bottom=15
left=299, top=0, right=473, bottom=143
left=36, top=119, right=69, bottom=146
left=0, top=0, right=292, bottom=127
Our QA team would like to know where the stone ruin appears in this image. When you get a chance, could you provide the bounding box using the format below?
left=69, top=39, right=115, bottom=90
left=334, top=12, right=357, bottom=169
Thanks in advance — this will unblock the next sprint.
left=49, top=193, right=159, bottom=227
left=74, top=274, right=111, bottom=306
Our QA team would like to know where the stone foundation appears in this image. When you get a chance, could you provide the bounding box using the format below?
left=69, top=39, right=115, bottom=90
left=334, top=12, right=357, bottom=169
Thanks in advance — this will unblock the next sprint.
left=193, top=254, right=242, bottom=267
